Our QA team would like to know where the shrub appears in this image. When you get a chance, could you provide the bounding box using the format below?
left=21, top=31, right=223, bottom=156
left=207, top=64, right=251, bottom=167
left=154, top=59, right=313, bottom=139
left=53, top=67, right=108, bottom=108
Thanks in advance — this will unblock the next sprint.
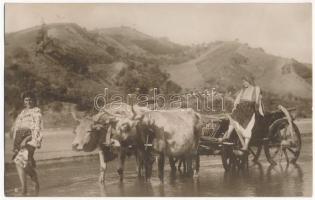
left=12, top=47, right=29, bottom=61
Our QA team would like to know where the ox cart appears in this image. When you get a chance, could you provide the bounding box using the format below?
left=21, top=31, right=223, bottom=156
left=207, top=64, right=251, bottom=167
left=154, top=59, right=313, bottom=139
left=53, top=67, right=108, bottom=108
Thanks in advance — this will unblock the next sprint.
left=198, top=105, right=302, bottom=171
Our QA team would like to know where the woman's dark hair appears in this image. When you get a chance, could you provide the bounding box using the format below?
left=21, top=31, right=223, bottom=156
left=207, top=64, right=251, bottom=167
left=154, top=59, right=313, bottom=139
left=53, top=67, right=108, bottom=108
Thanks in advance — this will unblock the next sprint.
left=21, top=91, right=37, bottom=105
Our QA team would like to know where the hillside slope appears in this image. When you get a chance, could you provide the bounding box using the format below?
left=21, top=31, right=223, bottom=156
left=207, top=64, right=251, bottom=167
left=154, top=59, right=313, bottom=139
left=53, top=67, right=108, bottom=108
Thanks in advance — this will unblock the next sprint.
left=94, top=26, right=187, bottom=55
left=165, top=41, right=312, bottom=99
left=4, top=23, right=182, bottom=126
left=161, top=42, right=226, bottom=88
left=4, top=23, right=312, bottom=129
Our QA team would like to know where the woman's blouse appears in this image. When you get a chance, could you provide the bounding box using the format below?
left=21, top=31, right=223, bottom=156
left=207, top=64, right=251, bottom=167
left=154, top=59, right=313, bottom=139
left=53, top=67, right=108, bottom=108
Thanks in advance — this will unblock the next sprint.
left=13, top=107, right=43, bottom=148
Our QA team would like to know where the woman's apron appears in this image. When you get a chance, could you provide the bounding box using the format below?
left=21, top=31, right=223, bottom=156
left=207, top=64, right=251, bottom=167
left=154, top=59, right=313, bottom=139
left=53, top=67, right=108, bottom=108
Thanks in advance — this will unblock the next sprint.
left=230, top=87, right=258, bottom=139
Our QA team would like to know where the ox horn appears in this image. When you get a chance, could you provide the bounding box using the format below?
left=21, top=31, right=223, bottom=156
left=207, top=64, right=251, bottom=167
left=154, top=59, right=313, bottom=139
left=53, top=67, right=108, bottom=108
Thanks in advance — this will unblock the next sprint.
left=93, top=111, right=115, bottom=124
left=105, top=108, right=127, bottom=119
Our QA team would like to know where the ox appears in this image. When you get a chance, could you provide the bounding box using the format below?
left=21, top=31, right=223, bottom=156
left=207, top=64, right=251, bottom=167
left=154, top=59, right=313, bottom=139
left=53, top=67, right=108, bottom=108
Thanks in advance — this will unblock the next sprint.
left=71, top=103, right=150, bottom=184
left=114, top=107, right=202, bottom=182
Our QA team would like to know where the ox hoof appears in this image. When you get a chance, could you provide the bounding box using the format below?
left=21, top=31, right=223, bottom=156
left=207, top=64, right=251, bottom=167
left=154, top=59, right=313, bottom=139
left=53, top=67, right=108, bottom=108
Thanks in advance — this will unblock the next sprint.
left=252, top=157, right=259, bottom=163
left=193, top=172, right=199, bottom=178
left=99, top=173, right=106, bottom=184
left=158, top=176, right=164, bottom=184
left=117, top=168, right=124, bottom=182
left=117, top=168, right=123, bottom=175
left=170, top=170, right=176, bottom=177
left=34, top=182, right=39, bottom=196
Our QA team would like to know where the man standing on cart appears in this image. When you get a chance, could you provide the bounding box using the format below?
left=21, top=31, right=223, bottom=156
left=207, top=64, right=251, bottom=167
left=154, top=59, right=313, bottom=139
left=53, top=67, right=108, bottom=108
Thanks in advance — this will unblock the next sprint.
left=220, top=75, right=264, bottom=154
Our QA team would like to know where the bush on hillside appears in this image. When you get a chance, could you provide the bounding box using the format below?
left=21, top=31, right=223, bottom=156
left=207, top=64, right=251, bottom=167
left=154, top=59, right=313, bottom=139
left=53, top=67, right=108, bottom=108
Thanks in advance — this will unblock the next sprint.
left=116, top=62, right=181, bottom=95
left=12, top=47, right=30, bottom=62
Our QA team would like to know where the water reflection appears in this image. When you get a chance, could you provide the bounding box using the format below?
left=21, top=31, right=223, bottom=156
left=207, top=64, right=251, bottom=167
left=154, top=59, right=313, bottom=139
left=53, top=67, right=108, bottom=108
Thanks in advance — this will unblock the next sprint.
left=215, top=162, right=306, bottom=196
left=266, top=163, right=303, bottom=180
left=117, top=163, right=305, bottom=196
left=248, top=161, right=264, bottom=179
left=266, top=163, right=304, bottom=196
left=5, top=156, right=311, bottom=197
left=118, top=181, right=125, bottom=196
left=98, top=183, right=107, bottom=196
left=192, top=177, right=201, bottom=195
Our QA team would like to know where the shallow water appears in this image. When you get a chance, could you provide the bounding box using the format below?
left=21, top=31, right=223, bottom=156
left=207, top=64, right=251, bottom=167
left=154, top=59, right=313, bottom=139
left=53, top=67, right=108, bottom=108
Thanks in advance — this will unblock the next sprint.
left=5, top=135, right=312, bottom=197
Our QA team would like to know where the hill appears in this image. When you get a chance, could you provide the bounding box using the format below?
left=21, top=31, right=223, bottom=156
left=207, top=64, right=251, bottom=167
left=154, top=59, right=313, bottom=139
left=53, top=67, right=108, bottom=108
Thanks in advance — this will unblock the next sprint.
left=4, top=23, right=183, bottom=130
left=4, top=23, right=312, bottom=130
left=164, top=40, right=312, bottom=99
left=94, top=26, right=187, bottom=55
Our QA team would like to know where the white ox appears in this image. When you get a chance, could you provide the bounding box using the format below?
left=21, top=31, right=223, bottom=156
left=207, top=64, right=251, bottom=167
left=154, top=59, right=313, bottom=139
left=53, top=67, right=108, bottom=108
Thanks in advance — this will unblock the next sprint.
left=115, top=107, right=202, bottom=182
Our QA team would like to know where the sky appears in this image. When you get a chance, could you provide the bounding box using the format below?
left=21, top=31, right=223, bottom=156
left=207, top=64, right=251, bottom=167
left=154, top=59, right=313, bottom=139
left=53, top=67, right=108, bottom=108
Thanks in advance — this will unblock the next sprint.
left=5, top=3, right=312, bottom=63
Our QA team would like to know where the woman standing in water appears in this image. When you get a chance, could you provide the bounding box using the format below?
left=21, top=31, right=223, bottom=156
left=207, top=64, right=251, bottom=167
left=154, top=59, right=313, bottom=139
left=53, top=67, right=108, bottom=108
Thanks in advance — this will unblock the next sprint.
left=11, top=91, right=43, bottom=196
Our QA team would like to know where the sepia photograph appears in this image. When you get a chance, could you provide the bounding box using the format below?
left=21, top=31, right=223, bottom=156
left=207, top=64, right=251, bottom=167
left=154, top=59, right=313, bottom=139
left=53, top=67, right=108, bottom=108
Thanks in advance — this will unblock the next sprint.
left=3, top=2, right=313, bottom=197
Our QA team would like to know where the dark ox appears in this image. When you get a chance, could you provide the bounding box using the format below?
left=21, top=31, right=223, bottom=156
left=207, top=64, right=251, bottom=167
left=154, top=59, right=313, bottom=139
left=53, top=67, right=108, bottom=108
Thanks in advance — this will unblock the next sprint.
left=115, top=107, right=202, bottom=182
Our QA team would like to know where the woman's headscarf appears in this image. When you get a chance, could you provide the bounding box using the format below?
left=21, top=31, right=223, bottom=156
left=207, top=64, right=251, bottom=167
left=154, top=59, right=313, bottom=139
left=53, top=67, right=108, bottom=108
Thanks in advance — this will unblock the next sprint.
left=241, top=75, right=255, bottom=86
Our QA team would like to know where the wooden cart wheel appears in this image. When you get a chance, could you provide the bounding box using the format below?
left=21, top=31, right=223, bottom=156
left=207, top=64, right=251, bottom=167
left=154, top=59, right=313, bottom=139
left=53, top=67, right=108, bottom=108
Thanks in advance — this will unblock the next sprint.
left=221, top=145, right=233, bottom=171
left=248, top=144, right=263, bottom=163
left=264, top=118, right=301, bottom=165
left=234, top=135, right=249, bottom=170
left=221, top=131, right=248, bottom=171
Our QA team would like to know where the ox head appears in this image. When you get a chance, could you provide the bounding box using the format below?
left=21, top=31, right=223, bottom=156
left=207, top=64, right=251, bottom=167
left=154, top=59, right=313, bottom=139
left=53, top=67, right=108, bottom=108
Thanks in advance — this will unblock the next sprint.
left=72, top=103, right=149, bottom=151
left=114, top=117, right=138, bottom=145
left=113, top=105, right=147, bottom=146
left=71, top=107, right=109, bottom=152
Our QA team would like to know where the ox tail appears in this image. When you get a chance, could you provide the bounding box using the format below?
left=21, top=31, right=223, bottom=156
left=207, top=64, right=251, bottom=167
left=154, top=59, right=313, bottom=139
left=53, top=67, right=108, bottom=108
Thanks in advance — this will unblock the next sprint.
left=193, top=112, right=202, bottom=148
left=194, top=112, right=202, bottom=135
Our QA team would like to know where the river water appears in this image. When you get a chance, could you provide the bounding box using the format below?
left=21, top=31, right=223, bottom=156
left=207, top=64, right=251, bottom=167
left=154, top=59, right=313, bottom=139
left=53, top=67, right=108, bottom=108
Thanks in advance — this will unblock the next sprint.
left=5, top=135, right=312, bottom=197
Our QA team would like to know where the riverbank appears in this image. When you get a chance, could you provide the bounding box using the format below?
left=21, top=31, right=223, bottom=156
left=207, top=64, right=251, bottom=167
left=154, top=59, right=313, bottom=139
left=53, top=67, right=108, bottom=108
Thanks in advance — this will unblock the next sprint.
left=4, top=128, right=97, bottom=166
left=4, top=118, right=312, bottom=167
